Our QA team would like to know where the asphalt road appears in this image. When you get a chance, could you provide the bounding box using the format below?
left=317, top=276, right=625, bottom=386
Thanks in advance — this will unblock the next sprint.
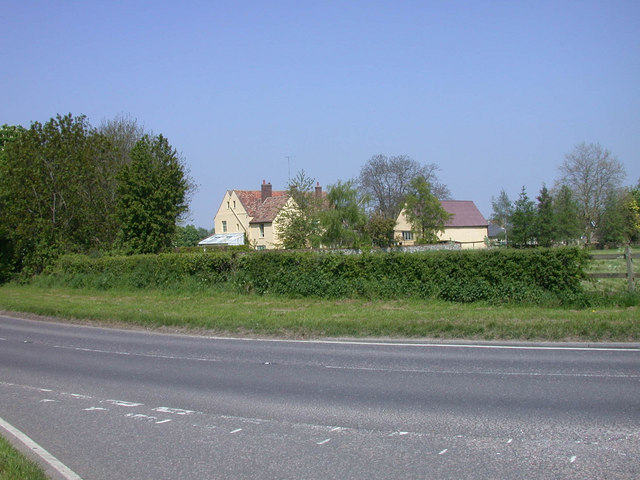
left=1, top=314, right=639, bottom=479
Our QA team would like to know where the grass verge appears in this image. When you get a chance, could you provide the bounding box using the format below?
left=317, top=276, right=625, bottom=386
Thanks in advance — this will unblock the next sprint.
left=0, top=283, right=638, bottom=342
left=0, top=435, right=47, bottom=480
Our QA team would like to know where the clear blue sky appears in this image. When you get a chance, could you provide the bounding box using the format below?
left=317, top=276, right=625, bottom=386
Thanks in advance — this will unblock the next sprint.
left=2, top=0, right=639, bottom=228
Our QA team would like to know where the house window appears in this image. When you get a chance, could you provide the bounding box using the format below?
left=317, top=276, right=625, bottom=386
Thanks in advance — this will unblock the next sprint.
left=222, top=221, right=227, bottom=233
left=227, top=201, right=230, bottom=209
left=233, top=201, right=236, bottom=209
left=259, top=224, right=265, bottom=238
left=402, top=231, right=413, bottom=241
left=256, top=245, right=266, bottom=251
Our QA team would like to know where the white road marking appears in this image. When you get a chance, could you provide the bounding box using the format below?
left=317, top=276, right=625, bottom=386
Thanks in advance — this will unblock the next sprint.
left=0, top=416, right=83, bottom=480
left=507, top=438, right=513, bottom=444
left=229, top=428, right=243, bottom=434
left=439, top=449, right=448, bottom=455
left=40, top=399, right=56, bottom=403
left=106, top=400, right=143, bottom=407
left=126, top=413, right=157, bottom=421
left=155, top=419, right=172, bottom=424
left=83, top=407, right=107, bottom=411
left=68, top=393, right=93, bottom=399
left=154, top=406, right=195, bottom=415
left=324, top=364, right=639, bottom=379
left=317, top=439, right=331, bottom=445
left=570, top=456, right=577, bottom=463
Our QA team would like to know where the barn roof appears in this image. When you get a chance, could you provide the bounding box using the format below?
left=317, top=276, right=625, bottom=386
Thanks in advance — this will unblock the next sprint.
left=441, top=200, right=488, bottom=227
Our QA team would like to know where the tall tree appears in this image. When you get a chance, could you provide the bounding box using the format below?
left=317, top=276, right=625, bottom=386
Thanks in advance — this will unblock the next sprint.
left=115, top=134, right=193, bottom=254
left=0, top=114, right=117, bottom=273
left=553, top=185, right=582, bottom=245
left=0, top=124, right=27, bottom=280
left=490, top=189, right=513, bottom=245
left=558, top=142, right=626, bottom=243
left=358, top=154, right=450, bottom=219
left=403, top=176, right=452, bottom=244
left=534, top=185, right=556, bottom=247
left=510, top=186, right=536, bottom=248
left=320, top=180, right=367, bottom=248
left=99, top=113, right=146, bottom=161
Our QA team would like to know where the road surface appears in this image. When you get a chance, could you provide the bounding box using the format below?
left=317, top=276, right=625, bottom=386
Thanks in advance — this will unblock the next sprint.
left=1, top=314, right=639, bottom=479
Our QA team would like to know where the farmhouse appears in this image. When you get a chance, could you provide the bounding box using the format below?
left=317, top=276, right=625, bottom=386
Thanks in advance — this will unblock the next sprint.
left=199, top=181, right=296, bottom=250
left=395, top=200, right=489, bottom=249
left=202, top=181, right=488, bottom=250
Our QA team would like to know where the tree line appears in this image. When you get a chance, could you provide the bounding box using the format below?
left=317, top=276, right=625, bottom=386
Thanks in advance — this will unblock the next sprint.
left=491, top=142, right=640, bottom=247
left=0, top=114, right=194, bottom=280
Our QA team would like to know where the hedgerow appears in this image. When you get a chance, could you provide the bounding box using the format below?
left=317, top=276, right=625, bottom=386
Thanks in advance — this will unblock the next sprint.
left=42, top=247, right=590, bottom=304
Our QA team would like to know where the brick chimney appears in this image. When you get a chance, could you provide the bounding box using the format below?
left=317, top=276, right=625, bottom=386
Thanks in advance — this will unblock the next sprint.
left=261, top=180, right=272, bottom=202
left=315, top=182, right=322, bottom=199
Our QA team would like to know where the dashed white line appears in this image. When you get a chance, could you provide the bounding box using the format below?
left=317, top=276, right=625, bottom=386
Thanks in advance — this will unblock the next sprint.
left=106, top=400, right=143, bottom=407
left=83, top=407, right=107, bottom=411
left=570, top=456, right=577, bottom=463
left=317, top=439, right=331, bottom=445
left=155, top=419, right=172, bottom=424
left=439, top=449, right=448, bottom=455
left=229, top=428, right=242, bottom=434
left=154, top=406, right=195, bottom=415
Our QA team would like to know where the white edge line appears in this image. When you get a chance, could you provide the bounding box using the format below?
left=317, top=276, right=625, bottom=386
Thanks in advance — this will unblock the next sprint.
left=0, top=416, right=83, bottom=480
left=6, top=314, right=639, bottom=352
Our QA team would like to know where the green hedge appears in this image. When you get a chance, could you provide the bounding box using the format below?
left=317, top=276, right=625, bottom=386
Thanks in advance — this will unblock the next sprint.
left=43, top=247, right=589, bottom=304
left=46, top=252, right=238, bottom=290
left=234, top=248, right=589, bottom=302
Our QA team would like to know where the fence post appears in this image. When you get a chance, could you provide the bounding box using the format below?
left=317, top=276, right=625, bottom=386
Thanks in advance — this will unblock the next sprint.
left=625, top=245, right=635, bottom=293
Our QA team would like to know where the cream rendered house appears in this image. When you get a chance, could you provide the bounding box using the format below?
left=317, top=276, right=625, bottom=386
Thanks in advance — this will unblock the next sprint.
left=201, top=181, right=292, bottom=249
left=395, top=200, right=489, bottom=249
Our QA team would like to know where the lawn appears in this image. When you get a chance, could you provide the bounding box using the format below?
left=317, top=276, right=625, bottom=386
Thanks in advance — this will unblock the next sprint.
left=1, top=283, right=637, bottom=342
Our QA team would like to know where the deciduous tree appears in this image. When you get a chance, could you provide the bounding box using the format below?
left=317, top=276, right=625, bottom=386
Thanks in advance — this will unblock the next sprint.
left=358, top=154, right=450, bottom=219
left=490, top=189, right=513, bottom=245
left=557, top=142, right=626, bottom=243
left=0, top=114, right=117, bottom=273
left=276, top=170, right=323, bottom=249
left=403, top=176, right=451, bottom=244
left=320, top=180, right=367, bottom=248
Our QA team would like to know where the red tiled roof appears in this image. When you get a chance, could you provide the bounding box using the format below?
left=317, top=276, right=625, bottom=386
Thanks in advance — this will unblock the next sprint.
left=234, top=190, right=286, bottom=217
left=441, top=201, right=488, bottom=227
left=250, top=195, right=290, bottom=223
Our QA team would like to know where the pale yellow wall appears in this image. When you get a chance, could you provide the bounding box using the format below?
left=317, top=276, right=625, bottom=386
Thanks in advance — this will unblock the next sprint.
left=213, top=191, right=252, bottom=237
left=251, top=197, right=296, bottom=249
left=438, top=226, right=488, bottom=249
left=395, top=210, right=488, bottom=249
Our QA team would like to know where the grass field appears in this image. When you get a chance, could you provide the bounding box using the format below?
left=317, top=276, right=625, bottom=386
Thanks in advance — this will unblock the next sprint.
left=1, top=282, right=638, bottom=342
left=0, top=436, right=47, bottom=480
